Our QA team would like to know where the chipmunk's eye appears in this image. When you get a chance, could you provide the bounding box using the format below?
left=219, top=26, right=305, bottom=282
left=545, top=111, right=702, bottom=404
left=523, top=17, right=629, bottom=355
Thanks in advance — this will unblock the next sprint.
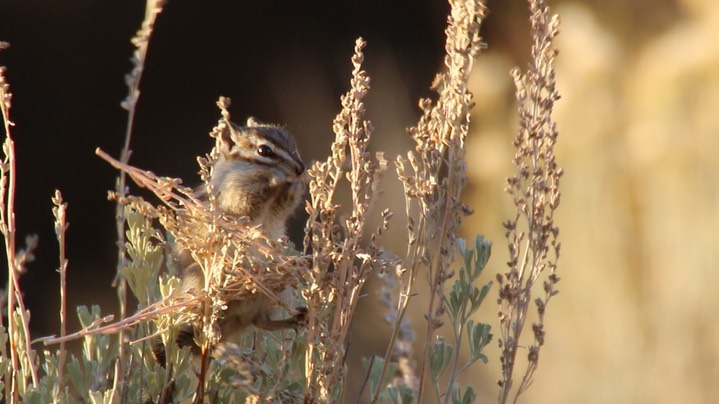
left=257, top=145, right=275, bottom=158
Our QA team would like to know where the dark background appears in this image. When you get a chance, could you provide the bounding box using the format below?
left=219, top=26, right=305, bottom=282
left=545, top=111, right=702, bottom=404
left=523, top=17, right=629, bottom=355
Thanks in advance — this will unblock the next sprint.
left=0, top=0, right=514, bottom=340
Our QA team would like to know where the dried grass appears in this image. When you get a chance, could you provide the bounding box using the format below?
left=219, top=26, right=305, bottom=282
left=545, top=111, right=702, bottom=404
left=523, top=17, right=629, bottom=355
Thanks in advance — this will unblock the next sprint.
left=497, top=1, right=562, bottom=402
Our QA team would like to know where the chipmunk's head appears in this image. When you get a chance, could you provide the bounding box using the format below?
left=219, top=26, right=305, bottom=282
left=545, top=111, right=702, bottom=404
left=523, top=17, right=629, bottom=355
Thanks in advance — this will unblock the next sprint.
left=217, top=117, right=305, bottom=179
left=210, top=118, right=306, bottom=234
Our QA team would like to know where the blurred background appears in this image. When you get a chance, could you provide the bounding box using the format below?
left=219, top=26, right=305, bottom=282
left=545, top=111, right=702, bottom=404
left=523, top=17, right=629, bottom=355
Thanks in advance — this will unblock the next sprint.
left=1, top=0, right=718, bottom=402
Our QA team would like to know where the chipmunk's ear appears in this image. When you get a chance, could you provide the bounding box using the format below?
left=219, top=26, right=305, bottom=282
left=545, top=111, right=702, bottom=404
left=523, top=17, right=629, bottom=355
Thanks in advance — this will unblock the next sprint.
left=218, top=121, right=238, bottom=156
left=246, top=116, right=262, bottom=127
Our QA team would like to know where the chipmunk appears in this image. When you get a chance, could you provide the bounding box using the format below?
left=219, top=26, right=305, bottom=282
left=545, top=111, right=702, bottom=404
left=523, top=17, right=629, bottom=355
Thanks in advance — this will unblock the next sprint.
left=152, top=117, right=307, bottom=367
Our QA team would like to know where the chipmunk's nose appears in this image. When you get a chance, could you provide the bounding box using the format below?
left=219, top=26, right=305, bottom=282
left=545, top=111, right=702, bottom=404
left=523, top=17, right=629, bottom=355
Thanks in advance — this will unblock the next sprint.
left=295, top=161, right=306, bottom=176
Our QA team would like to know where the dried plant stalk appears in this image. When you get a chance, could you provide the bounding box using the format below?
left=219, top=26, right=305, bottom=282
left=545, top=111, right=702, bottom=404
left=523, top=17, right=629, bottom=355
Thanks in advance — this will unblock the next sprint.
left=498, top=0, right=562, bottom=402
left=0, top=43, right=40, bottom=399
left=302, top=37, right=390, bottom=401
left=51, top=190, right=69, bottom=397
left=389, top=1, right=487, bottom=401
left=112, top=1, right=166, bottom=397
left=114, top=1, right=165, bottom=377
left=115, top=0, right=166, bottom=282
left=378, top=270, right=418, bottom=391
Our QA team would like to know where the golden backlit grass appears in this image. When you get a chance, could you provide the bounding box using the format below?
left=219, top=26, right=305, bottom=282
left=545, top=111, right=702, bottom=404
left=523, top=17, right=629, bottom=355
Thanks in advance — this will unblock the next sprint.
left=462, top=1, right=719, bottom=402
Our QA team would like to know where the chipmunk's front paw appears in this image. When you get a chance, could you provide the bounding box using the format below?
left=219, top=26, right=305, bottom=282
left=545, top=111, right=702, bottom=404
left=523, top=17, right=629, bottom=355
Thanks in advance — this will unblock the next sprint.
left=293, top=306, right=309, bottom=329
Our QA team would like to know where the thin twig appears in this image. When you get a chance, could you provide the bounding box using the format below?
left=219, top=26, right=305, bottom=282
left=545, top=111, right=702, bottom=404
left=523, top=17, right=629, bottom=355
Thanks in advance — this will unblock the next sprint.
left=113, top=2, right=166, bottom=398
left=355, top=355, right=375, bottom=404
left=0, top=44, right=18, bottom=402
left=38, top=294, right=201, bottom=346
left=0, top=51, right=40, bottom=393
left=51, top=190, right=69, bottom=397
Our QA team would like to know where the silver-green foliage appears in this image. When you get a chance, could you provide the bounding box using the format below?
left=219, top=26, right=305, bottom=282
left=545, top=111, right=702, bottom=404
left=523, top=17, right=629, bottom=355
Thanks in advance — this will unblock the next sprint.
left=432, top=235, right=493, bottom=404
left=368, top=236, right=493, bottom=404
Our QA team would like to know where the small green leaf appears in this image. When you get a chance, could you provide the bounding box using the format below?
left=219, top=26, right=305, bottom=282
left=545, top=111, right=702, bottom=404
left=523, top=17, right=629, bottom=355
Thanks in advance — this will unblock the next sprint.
left=362, top=356, right=382, bottom=398
left=473, top=236, right=491, bottom=274
left=67, top=356, right=92, bottom=401
left=387, top=384, right=416, bottom=404
left=450, top=384, right=476, bottom=404
left=88, top=389, right=114, bottom=404
left=362, top=356, right=397, bottom=400
left=122, top=205, right=164, bottom=307
left=457, top=238, right=472, bottom=272
left=430, top=336, right=453, bottom=382
left=467, top=280, right=493, bottom=318
left=462, top=386, right=477, bottom=404
left=21, top=389, right=44, bottom=404
left=467, top=320, right=492, bottom=364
